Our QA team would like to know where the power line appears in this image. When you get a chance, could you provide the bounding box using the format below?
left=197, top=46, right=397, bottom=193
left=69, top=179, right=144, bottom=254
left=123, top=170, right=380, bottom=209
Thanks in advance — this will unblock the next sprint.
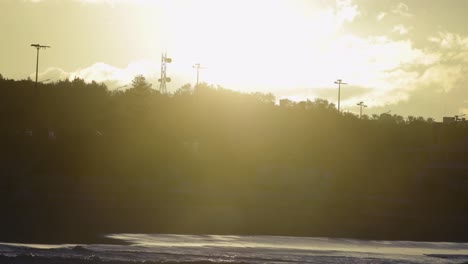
left=31, top=44, right=51, bottom=89
left=334, top=79, right=347, bottom=112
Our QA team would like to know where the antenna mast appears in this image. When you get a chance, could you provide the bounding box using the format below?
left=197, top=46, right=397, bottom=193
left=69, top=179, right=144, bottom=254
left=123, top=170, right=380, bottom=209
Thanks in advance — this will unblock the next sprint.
left=158, top=52, right=172, bottom=94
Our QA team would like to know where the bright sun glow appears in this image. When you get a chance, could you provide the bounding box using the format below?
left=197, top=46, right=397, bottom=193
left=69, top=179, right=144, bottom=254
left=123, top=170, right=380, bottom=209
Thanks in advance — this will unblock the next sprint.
left=159, top=0, right=342, bottom=89
left=32, top=0, right=428, bottom=109
left=140, top=0, right=420, bottom=107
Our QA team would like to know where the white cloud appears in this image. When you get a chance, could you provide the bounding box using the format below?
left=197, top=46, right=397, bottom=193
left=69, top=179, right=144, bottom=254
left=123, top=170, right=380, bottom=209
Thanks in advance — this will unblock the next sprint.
left=70, top=60, right=160, bottom=85
left=392, top=2, right=412, bottom=17
left=419, top=64, right=465, bottom=93
left=335, top=0, right=360, bottom=24
left=376, top=12, right=386, bottom=21
left=32, top=67, right=70, bottom=82
left=34, top=60, right=171, bottom=90
left=392, top=24, right=412, bottom=35
left=428, top=31, right=468, bottom=50
left=24, top=0, right=155, bottom=5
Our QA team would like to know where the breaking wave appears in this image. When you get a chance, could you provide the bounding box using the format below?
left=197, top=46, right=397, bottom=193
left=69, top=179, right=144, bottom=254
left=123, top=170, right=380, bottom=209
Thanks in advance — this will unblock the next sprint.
left=1, top=234, right=468, bottom=264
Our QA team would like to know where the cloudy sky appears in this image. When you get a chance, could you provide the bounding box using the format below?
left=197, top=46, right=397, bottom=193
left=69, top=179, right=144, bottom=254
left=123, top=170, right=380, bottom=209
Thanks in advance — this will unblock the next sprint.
left=1, top=0, right=467, bottom=120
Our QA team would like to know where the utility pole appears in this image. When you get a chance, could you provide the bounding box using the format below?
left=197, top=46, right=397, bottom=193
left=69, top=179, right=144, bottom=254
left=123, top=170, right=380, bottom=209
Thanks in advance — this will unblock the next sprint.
left=31, top=44, right=50, bottom=89
left=357, top=101, right=367, bottom=119
left=334, top=79, right=347, bottom=112
left=193, top=63, right=206, bottom=86
left=158, top=52, right=172, bottom=94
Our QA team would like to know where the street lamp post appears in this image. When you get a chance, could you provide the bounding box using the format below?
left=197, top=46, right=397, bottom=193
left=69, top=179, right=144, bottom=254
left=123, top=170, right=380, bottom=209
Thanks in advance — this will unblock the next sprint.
left=357, top=101, right=368, bottom=119
left=193, top=63, right=206, bottom=86
left=31, top=44, right=51, bottom=89
left=334, top=79, right=347, bottom=112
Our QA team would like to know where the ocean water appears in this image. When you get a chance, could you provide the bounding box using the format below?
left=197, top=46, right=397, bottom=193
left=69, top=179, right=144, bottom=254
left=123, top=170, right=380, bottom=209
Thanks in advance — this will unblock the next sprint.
left=1, top=234, right=468, bottom=263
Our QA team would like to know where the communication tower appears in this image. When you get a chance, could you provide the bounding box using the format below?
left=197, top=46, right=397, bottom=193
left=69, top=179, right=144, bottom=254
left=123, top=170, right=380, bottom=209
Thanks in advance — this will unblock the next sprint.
left=158, top=52, right=172, bottom=93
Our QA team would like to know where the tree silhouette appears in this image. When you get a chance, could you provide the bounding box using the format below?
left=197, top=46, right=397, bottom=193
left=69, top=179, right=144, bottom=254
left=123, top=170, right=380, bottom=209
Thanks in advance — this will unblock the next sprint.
left=0, top=75, right=467, bottom=242
left=131, top=74, right=152, bottom=91
left=174, top=83, right=192, bottom=96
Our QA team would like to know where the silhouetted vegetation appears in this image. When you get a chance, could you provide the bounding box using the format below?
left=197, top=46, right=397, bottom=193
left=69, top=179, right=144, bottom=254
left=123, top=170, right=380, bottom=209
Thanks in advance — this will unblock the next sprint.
left=0, top=76, right=467, bottom=243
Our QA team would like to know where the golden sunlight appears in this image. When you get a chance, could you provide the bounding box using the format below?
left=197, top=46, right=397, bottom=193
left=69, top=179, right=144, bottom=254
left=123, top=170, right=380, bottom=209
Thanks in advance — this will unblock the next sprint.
left=159, top=0, right=340, bottom=89
left=2, top=0, right=468, bottom=258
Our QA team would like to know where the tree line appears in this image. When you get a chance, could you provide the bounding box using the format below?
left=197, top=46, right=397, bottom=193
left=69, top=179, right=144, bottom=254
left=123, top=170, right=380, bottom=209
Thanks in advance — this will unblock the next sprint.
left=0, top=74, right=467, bottom=242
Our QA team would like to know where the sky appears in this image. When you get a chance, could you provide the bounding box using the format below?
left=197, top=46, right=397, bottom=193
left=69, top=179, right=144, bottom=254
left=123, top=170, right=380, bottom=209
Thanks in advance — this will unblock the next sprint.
left=1, top=0, right=467, bottom=120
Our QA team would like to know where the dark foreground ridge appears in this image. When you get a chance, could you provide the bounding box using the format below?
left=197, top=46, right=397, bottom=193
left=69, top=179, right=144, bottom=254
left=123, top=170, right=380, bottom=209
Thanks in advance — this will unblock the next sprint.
left=1, top=77, right=468, bottom=243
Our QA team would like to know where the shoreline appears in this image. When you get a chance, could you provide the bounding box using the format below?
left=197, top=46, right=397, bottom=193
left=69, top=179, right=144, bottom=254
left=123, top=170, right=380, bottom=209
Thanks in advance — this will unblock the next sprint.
left=0, top=232, right=126, bottom=246
left=2, top=231, right=468, bottom=246
left=0, top=255, right=241, bottom=264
